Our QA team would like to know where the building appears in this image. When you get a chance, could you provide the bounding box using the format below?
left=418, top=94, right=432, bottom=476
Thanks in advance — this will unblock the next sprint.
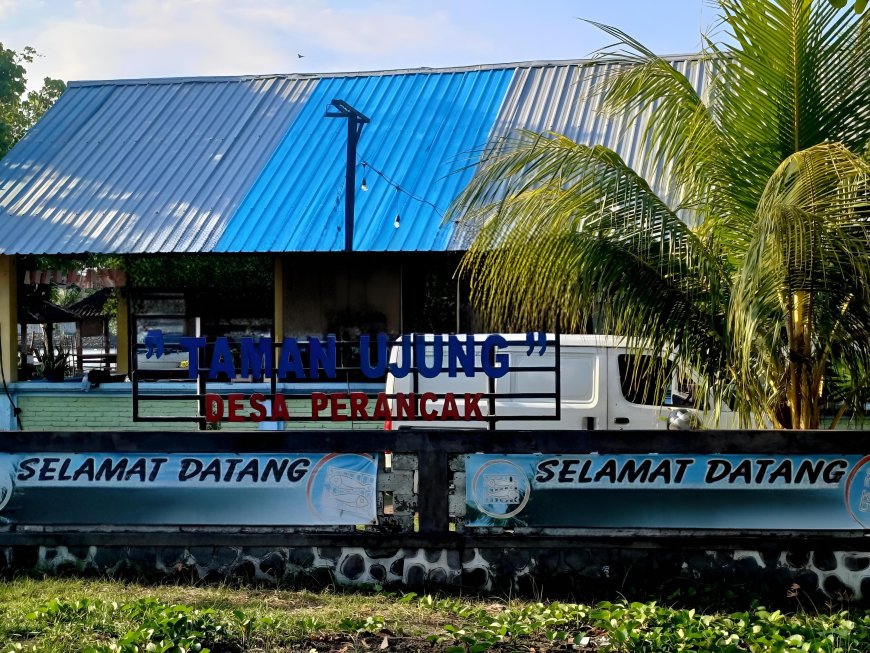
left=0, top=56, right=705, bottom=429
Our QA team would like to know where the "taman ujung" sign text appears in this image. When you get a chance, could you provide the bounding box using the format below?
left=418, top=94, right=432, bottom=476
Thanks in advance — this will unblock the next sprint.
left=141, top=331, right=551, bottom=423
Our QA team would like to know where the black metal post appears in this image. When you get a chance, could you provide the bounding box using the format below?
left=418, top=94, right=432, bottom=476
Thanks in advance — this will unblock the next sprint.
left=325, top=100, right=370, bottom=252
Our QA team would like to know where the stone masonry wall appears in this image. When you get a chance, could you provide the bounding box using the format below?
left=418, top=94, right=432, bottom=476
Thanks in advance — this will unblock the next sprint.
left=3, top=545, right=868, bottom=604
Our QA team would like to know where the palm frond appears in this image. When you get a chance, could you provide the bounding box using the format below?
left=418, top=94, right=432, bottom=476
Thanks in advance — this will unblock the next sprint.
left=587, top=22, right=725, bottom=217
left=454, top=132, right=730, bottom=392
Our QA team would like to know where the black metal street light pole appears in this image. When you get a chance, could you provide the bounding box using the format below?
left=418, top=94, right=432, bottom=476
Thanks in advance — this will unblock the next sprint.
left=325, top=99, right=370, bottom=252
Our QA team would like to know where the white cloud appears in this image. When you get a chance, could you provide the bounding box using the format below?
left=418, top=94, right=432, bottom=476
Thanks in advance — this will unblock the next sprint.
left=11, top=0, right=497, bottom=89
left=7, top=0, right=706, bottom=91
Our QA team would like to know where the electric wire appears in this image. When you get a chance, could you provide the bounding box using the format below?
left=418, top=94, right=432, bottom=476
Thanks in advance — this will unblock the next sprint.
left=357, top=159, right=445, bottom=219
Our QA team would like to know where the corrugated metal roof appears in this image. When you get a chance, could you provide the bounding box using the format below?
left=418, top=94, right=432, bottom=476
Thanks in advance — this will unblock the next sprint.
left=449, top=58, right=707, bottom=248
left=0, top=76, right=316, bottom=254
left=216, top=68, right=514, bottom=252
left=0, top=57, right=706, bottom=255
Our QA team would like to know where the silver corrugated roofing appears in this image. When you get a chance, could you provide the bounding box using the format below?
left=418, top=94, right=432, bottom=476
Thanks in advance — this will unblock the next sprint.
left=0, top=76, right=316, bottom=254
left=448, top=58, right=706, bottom=249
left=0, top=57, right=706, bottom=255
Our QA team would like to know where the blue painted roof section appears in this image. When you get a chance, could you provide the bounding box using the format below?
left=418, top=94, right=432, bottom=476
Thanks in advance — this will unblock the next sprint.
left=215, top=68, right=514, bottom=252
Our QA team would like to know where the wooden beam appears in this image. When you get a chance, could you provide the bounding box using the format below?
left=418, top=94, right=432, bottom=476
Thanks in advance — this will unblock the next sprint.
left=115, top=289, right=129, bottom=375
left=0, top=256, right=18, bottom=382
left=274, top=255, right=284, bottom=342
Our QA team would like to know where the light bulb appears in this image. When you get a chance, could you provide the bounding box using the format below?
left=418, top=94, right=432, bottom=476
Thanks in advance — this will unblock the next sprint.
left=393, top=214, right=401, bottom=229
left=360, top=177, right=368, bottom=192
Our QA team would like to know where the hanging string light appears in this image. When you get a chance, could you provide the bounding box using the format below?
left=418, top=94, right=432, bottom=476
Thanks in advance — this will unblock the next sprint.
left=356, top=159, right=444, bottom=230
left=393, top=186, right=401, bottom=229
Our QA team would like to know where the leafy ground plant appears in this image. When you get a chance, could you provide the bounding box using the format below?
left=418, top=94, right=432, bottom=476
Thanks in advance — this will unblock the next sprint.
left=0, top=578, right=869, bottom=652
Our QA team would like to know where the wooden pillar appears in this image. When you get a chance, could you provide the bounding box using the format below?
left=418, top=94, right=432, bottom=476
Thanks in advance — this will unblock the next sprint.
left=75, top=325, right=83, bottom=373
left=103, top=318, right=110, bottom=367
left=115, top=289, right=129, bottom=375
left=274, top=256, right=284, bottom=342
left=0, top=256, right=18, bottom=382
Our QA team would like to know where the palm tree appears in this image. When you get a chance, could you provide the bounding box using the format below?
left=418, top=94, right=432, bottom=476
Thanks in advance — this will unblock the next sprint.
left=451, top=0, right=870, bottom=429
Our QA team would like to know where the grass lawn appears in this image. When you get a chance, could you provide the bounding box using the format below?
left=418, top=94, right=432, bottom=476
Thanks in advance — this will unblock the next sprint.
left=0, top=576, right=868, bottom=652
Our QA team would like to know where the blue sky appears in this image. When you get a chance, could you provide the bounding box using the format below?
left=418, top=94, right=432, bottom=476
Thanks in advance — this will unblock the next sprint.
left=2, top=1, right=717, bottom=88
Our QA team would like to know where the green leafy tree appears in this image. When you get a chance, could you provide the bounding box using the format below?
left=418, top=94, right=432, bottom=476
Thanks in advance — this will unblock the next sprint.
left=452, top=0, right=870, bottom=429
left=0, top=43, right=65, bottom=159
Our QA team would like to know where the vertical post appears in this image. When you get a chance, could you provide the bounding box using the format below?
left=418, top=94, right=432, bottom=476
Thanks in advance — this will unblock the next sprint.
left=273, top=255, right=284, bottom=402
left=129, top=304, right=137, bottom=421
left=115, top=289, right=129, bottom=375
left=345, top=117, right=357, bottom=252
left=103, top=318, right=110, bottom=368
left=554, top=314, right=561, bottom=422
left=75, top=325, right=83, bottom=373
left=0, top=255, right=18, bottom=382
left=455, top=276, right=460, bottom=333
left=325, top=100, right=370, bottom=252
left=417, top=440, right=449, bottom=534
left=273, top=255, right=284, bottom=344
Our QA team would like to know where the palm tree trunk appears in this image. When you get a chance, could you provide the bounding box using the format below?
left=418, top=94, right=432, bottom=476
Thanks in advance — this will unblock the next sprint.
left=788, top=290, right=820, bottom=430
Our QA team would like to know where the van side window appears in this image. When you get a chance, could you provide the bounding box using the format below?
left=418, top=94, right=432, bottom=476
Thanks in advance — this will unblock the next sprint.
left=618, top=354, right=671, bottom=406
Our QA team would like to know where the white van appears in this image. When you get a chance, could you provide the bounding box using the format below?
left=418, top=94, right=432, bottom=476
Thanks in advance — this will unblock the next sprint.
left=384, top=334, right=735, bottom=431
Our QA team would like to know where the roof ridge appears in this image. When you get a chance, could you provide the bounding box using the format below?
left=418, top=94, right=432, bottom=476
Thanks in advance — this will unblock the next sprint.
left=67, top=53, right=706, bottom=87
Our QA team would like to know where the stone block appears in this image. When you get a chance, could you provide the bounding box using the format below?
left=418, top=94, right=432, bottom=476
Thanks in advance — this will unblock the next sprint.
left=785, top=550, right=811, bottom=568
left=448, top=456, right=465, bottom=472
left=364, top=547, right=399, bottom=559
left=370, top=563, right=386, bottom=582
left=813, top=550, right=837, bottom=572
left=389, top=557, right=404, bottom=577
left=845, top=555, right=870, bottom=572
left=392, top=493, right=417, bottom=515
left=405, top=563, right=426, bottom=586
left=339, top=553, right=366, bottom=581
left=391, top=454, right=417, bottom=470
left=427, top=567, right=448, bottom=584
left=231, top=560, right=256, bottom=580
left=289, top=548, right=316, bottom=567
left=824, top=575, right=853, bottom=599
left=377, top=515, right=414, bottom=531
left=376, top=470, right=414, bottom=492
left=259, top=551, right=286, bottom=577
left=448, top=494, right=466, bottom=516
left=461, top=567, right=488, bottom=589
left=317, top=547, right=342, bottom=563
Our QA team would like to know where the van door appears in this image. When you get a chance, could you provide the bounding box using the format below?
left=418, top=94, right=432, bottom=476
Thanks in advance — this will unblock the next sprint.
left=607, top=349, right=671, bottom=430
left=560, top=350, right=607, bottom=430
left=498, top=347, right=606, bottom=430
